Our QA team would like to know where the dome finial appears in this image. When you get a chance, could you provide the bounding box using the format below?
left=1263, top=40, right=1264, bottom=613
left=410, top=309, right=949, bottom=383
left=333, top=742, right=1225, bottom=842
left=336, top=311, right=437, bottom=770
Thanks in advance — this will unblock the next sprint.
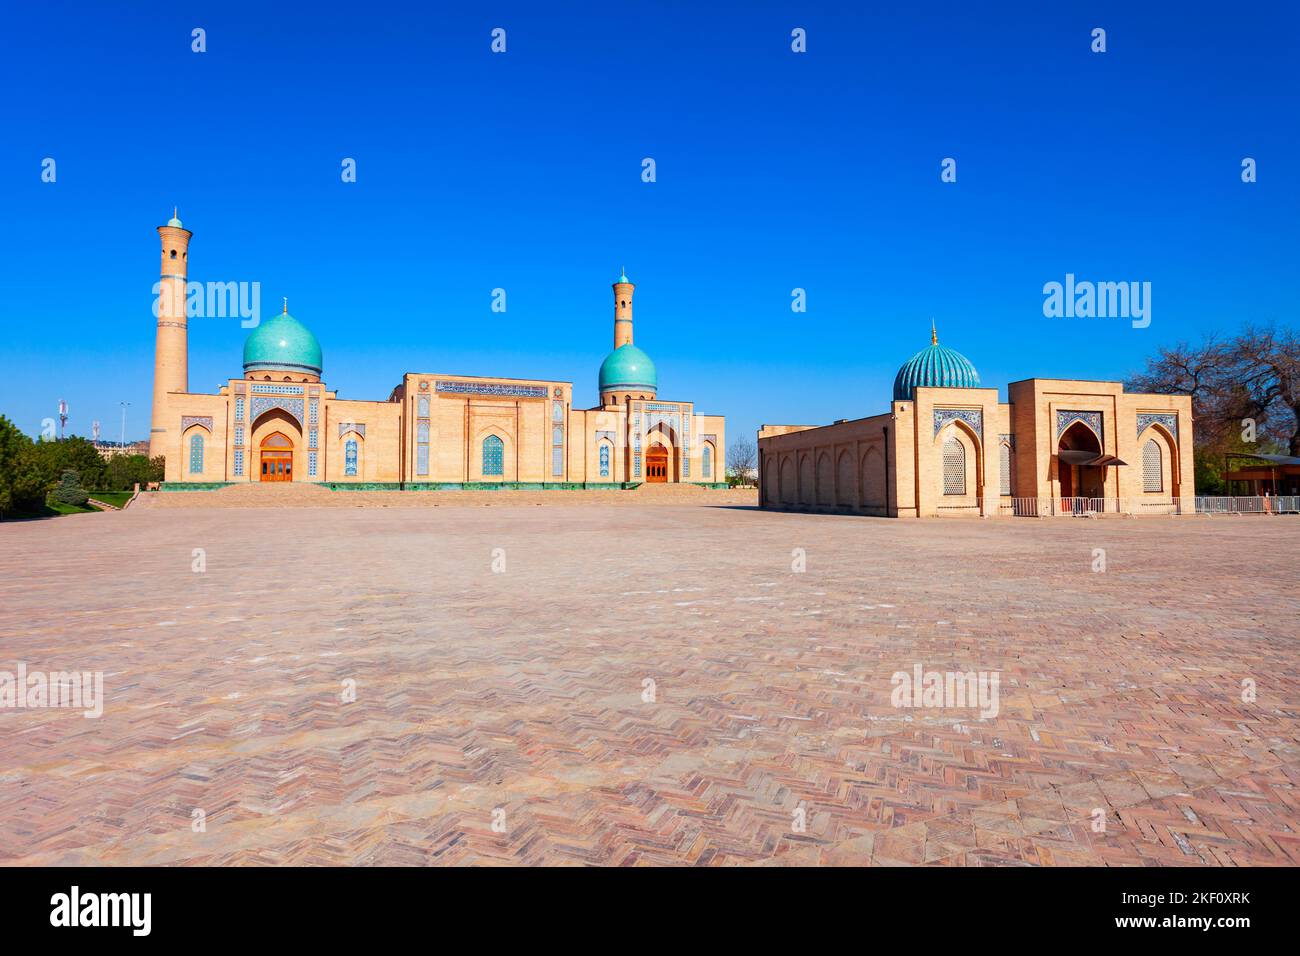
left=283, top=297, right=288, bottom=315
left=618, top=266, right=629, bottom=284
left=930, top=318, right=938, bottom=345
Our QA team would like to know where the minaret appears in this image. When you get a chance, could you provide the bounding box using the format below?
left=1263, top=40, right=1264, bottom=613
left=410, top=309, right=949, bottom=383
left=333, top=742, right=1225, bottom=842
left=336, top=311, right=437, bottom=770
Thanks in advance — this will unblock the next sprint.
left=150, top=209, right=192, bottom=458
left=613, top=267, right=634, bottom=348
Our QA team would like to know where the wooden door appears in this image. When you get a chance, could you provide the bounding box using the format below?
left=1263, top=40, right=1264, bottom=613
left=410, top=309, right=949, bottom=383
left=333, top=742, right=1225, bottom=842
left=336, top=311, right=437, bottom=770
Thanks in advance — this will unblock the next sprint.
left=646, top=448, right=668, bottom=482
left=260, top=432, right=294, bottom=482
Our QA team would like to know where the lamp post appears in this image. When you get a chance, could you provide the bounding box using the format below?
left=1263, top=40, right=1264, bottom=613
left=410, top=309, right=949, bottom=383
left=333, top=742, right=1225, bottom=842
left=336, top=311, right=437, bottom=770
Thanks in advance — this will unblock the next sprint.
left=120, top=402, right=129, bottom=450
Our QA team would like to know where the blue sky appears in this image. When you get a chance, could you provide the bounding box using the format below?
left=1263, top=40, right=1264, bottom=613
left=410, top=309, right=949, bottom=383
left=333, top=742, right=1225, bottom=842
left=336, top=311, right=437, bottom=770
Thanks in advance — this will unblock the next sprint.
left=2, top=1, right=1296, bottom=445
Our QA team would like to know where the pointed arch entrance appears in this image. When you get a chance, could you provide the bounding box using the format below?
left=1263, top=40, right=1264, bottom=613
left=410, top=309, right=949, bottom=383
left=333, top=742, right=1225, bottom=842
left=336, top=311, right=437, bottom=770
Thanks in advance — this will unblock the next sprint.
left=645, top=445, right=669, bottom=482
left=1057, top=421, right=1102, bottom=504
left=260, top=431, right=294, bottom=481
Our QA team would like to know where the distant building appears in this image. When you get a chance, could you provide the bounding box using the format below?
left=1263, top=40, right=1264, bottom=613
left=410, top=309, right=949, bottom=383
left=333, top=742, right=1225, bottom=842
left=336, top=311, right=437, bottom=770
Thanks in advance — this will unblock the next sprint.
left=147, top=214, right=725, bottom=488
left=94, top=440, right=150, bottom=460
left=758, top=325, right=1194, bottom=517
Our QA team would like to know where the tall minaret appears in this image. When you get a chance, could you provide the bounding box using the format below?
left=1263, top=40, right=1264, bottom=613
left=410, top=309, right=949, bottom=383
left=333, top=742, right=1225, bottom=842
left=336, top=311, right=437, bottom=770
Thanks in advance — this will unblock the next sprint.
left=150, top=209, right=192, bottom=458
left=613, top=267, right=634, bottom=348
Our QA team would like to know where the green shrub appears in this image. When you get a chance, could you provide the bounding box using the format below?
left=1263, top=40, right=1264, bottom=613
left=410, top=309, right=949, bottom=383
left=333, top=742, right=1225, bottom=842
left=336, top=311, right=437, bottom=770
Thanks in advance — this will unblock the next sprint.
left=52, top=469, right=89, bottom=507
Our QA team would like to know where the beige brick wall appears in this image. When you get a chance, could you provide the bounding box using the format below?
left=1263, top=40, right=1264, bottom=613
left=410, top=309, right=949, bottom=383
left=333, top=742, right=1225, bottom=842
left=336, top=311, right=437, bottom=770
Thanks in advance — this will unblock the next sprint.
left=160, top=392, right=228, bottom=481
left=322, top=399, right=403, bottom=483
left=760, top=379, right=1193, bottom=517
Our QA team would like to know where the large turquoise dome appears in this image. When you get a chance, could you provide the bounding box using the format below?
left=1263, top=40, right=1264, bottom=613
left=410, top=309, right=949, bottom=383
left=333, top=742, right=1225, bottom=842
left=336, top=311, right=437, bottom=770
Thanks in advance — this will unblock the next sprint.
left=243, top=310, right=323, bottom=375
left=892, top=330, right=980, bottom=400
left=599, top=344, right=657, bottom=392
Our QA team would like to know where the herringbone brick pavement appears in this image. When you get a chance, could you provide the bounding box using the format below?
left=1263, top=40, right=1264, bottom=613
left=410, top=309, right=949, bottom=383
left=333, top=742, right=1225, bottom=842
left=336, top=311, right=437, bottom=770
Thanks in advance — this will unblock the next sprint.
left=1, top=501, right=1296, bottom=865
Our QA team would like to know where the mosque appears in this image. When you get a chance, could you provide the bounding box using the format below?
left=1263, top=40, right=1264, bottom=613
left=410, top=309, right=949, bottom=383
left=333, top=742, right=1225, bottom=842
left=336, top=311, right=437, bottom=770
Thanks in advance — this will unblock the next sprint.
left=148, top=213, right=726, bottom=488
left=758, top=325, right=1195, bottom=517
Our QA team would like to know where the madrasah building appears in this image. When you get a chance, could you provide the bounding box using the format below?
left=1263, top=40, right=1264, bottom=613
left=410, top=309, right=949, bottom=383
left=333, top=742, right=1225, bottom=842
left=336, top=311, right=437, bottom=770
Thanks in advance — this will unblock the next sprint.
left=758, top=325, right=1195, bottom=517
left=148, top=213, right=726, bottom=488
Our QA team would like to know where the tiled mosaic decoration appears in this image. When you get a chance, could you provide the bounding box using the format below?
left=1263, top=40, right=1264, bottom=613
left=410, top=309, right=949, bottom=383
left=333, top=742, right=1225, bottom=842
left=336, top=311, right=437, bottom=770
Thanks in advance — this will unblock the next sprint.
left=1056, top=409, right=1103, bottom=441
left=933, top=408, right=983, bottom=438
left=1137, top=412, right=1178, bottom=440
left=437, top=380, right=548, bottom=398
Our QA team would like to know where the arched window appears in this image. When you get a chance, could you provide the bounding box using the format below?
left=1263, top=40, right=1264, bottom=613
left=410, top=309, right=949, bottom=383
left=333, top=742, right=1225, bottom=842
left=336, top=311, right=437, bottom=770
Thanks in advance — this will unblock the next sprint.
left=999, top=443, right=1011, bottom=496
left=702, top=444, right=713, bottom=479
left=482, top=435, right=504, bottom=476
left=417, top=396, right=429, bottom=417
left=942, top=436, right=965, bottom=495
left=189, top=433, right=204, bottom=474
left=345, top=438, right=359, bottom=477
left=1142, top=438, right=1162, bottom=492
left=599, top=443, right=610, bottom=478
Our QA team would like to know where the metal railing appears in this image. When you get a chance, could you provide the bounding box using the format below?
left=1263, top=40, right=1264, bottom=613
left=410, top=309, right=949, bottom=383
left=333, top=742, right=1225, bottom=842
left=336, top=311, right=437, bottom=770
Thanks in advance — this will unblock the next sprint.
left=985, top=496, right=1299, bottom=517
left=1195, top=496, right=1300, bottom=515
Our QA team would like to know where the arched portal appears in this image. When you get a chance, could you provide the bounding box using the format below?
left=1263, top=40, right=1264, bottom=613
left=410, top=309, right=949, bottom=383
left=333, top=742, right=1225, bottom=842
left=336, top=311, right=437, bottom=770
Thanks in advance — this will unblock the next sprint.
left=645, top=444, right=670, bottom=482
left=260, top=431, right=294, bottom=481
left=1057, top=421, right=1102, bottom=502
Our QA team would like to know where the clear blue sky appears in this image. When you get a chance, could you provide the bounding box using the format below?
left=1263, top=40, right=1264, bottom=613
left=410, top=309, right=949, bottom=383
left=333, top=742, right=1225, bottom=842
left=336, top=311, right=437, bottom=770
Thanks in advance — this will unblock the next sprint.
left=2, top=1, right=1296, bottom=445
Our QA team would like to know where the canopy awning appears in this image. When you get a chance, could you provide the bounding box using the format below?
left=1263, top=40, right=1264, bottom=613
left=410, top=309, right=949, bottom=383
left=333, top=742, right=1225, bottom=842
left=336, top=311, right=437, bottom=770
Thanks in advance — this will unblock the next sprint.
left=1058, top=450, right=1127, bottom=467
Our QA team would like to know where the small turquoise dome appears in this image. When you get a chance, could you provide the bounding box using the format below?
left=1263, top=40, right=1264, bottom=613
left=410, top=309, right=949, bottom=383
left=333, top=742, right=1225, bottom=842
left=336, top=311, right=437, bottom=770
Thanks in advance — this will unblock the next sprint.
left=599, top=344, right=657, bottom=393
left=892, top=330, right=980, bottom=400
left=243, top=310, right=323, bottom=375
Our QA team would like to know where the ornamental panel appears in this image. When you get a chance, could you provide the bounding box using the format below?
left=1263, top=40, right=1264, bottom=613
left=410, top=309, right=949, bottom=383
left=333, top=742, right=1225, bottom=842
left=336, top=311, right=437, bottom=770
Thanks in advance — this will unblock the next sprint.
left=250, top=396, right=304, bottom=425
left=181, top=416, right=214, bottom=433
left=1136, top=412, right=1178, bottom=441
left=933, top=408, right=983, bottom=439
left=251, top=384, right=304, bottom=395
left=1056, top=409, right=1103, bottom=441
left=436, top=380, right=548, bottom=398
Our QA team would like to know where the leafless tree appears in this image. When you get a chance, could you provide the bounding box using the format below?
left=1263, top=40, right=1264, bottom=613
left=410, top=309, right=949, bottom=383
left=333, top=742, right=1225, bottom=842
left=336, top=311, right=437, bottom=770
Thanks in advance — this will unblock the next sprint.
left=1128, top=323, right=1300, bottom=459
left=727, top=436, right=758, bottom=485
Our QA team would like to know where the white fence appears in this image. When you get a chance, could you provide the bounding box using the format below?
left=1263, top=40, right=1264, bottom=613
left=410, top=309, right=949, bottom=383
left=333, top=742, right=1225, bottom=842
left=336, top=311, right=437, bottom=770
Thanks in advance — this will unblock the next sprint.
left=1194, top=496, right=1300, bottom=515
left=985, top=496, right=1300, bottom=517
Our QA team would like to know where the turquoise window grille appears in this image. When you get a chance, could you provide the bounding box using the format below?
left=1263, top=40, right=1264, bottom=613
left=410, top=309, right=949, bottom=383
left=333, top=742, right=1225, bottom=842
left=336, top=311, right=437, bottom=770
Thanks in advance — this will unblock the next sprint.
left=702, top=445, right=712, bottom=478
left=189, top=433, right=204, bottom=474
left=345, top=439, right=359, bottom=477
left=483, top=435, right=504, bottom=476
left=599, top=444, right=610, bottom=477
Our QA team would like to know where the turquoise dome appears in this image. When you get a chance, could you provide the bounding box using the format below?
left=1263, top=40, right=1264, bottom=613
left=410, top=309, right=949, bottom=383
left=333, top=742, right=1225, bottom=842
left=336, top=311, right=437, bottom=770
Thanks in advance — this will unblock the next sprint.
left=599, top=344, right=657, bottom=393
left=243, top=311, right=323, bottom=375
left=892, top=333, right=980, bottom=400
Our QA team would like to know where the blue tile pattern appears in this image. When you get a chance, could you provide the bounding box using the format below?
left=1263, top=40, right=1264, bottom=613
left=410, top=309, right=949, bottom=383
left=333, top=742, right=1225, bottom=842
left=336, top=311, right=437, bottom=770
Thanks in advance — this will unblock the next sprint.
left=1056, top=409, right=1103, bottom=441
left=437, top=380, right=548, bottom=398
left=1137, top=412, right=1178, bottom=440
left=933, top=407, right=984, bottom=439
left=483, top=435, right=504, bottom=476
left=249, top=396, right=304, bottom=425
left=250, top=384, right=304, bottom=395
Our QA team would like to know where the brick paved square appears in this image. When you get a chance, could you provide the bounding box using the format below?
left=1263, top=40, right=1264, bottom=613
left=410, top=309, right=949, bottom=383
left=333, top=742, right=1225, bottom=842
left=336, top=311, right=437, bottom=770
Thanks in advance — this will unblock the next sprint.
left=1, top=496, right=1297, bottom=866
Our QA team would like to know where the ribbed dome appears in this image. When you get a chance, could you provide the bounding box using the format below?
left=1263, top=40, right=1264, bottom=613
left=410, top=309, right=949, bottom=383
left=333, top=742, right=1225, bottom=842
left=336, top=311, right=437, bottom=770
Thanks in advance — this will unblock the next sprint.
left=892, top=332, right=980, bottom=400
left=243, top=311, right=323, bottom=375
left=599, top=344, right=657, bottom=392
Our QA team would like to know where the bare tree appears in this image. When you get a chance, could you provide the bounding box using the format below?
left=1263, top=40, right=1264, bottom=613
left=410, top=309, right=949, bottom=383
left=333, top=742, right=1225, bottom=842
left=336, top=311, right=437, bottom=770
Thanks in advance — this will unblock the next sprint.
left=1128, top=325, right=1300, bottom=490
left=727, top=436, right=758, bottom=486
